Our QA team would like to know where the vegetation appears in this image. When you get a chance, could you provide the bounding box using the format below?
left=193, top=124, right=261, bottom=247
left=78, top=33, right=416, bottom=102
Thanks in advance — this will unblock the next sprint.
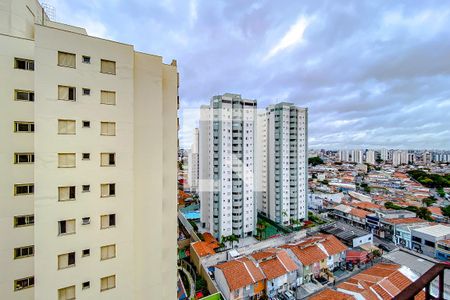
left=308, top=156, right=324, bottom=166
left=384, top=202, right=433, bottom=221
left=195, top=277, right=207, bottom=292
left=437, top=187, right=446, bottom=198
left=221, top=234, right=239, bottom=248
left=361, top=183, right=371, bottom=193
left=422, top=197, right=437, bottom=207
left=407, top=170, right=450, bottom=188
left=308, top=211, right=326, bottom=224
left=442, top=205, right=450, bottom=218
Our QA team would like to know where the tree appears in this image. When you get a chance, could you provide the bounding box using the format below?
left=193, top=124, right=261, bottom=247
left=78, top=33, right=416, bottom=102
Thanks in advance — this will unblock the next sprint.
left=416, top=207, right=433, bottom=221
left=228, top=234, right=239, bottom=248
left=308, top=156, right=324, bottom=166
left=422, top=197, right=437, bottom=207
left=442, top=205, right=450, bottom=218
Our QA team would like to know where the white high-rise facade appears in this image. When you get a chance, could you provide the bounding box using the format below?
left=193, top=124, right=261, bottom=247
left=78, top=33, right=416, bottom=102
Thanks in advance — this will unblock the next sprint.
left=187, top=128, right=199, bottom=192
left=338, top=150, right=350, bottom=162
left=256, top=103, right=308, bottom=225
left=380, top=149, right=391, bottom=161
left=365, top=150, right=376, bottom=165
left=393, top=150, right=409, bottom=166
left=351, top=149, right=364, bottom=164
left=199, top=94, right=256, bottom=239
left=0, top=1, right=178, bottom=299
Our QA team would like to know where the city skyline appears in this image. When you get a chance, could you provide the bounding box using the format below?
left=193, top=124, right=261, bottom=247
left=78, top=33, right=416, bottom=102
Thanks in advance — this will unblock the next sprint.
left=44, top=0, right=450, bottom=150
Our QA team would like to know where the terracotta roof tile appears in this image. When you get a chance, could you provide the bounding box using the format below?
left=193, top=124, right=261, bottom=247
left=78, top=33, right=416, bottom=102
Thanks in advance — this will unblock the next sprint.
left=309, top=288, right=354, bottom=300
left=383, top=217, right=426, bottom=225
left=192, top=241, right=216, bottom=257
left=215, top=257, right=264, bottom=291
left=250, top=249, right=298, bottom=280
left=350, top=208, right=371, bottom=219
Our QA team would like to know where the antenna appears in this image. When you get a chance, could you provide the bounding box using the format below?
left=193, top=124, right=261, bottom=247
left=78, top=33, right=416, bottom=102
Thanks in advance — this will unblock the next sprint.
left=40, top=2, right=56, bottom=21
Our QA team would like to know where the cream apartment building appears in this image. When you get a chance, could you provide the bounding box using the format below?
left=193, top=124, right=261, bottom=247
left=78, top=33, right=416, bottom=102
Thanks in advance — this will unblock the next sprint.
left=0, top=0, right=178, bottom=299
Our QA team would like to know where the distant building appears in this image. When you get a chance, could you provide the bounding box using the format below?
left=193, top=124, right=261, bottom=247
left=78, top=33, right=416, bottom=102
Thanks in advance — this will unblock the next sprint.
left=338, top=150, right=350, bottom=162
left=351, top=149, right=363, bottom=164
left=365, top=150, right=376, bottom=165
left=392, top=150, right=409, bottom=166
left=380, top=148, right=392, bottom=162
left=199, top=94, right=257, bottom=239
left=256, top=103, right=308, bottom=225
left=188, top=128, right=200, bottom=192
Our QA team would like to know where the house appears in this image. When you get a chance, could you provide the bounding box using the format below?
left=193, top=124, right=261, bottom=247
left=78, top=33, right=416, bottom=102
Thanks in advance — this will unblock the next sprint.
left=411, top=224, right=450, bottom=257
left=379, top=217, right=427, bottom=240
left=393, top=223, right=430, bottom=249
left=336, top=263, right=425, bottom=299
left=250, top=249, right=298, bottom=297
left=282, top=234, right=347, bottom=283
left=345, top=250, right=369, bottom=266
left=435, top=239, right=450, bottom=261
left=428, top=206, right=445, bottom=222
left=214, top=257, right=265, bottom=300
left=310, top=288, right=354, bottom=300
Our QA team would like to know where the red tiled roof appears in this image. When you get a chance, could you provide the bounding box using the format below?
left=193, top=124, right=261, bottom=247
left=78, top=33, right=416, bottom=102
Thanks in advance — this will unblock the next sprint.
left=428, top=206, right=442, bottom=216
left=309, top=288, right=354, bottom=300
left=337, top=263, right=426, bottom=300
left=215, top=257, right=265, bottom=291
left=282, top=234, right=347, bottom=266
left=352, top=202, right=382, bottom=211
left=250, top=249, right=298, bottom=280
left=350, top=208, right=371, bottom=219
left=192, top=241, right=216, bottom=257
left=383, top=217, right=427, bottom=225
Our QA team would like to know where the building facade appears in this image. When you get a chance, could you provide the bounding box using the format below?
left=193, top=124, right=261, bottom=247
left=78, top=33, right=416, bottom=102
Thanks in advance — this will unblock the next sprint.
left=188, top=128, right=199, bottom=192
left=256, top=103, right=308, bottom=225
left=0, top=1, right=178, bottom=299
left=199, top=94, right=257, bottom=239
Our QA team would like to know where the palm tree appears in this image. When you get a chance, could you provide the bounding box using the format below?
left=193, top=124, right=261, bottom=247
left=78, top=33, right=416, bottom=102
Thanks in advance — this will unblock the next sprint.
left=229, top=234, right=239, bottom=248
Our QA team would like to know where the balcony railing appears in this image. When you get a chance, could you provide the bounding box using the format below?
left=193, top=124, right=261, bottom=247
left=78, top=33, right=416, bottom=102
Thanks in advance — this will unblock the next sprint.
left=393, top=263, right=449, bottom=300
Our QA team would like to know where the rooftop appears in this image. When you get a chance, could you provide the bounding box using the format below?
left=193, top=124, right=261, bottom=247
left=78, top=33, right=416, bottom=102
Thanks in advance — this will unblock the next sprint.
left=413, top=224, right=450, bottom=237
left=310, top=288, right=354, bottom=300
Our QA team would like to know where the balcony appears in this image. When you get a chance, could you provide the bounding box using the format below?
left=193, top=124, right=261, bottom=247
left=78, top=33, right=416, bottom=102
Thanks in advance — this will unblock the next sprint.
left=393, top=263, right=449, bottom=300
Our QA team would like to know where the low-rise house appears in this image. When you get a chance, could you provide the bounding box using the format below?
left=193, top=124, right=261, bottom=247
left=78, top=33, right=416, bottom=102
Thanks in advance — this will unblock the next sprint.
left=379, top=217, right=426, bottom=240
left=282, top=234, right=347, bottom=283
left=435, top=239, right=450, bottom=261
left=251, top=249, right=298, bottom=297
left=348, top=208, right=371, bottom=228
left=411, top=224, right=450, bottom=257
left=393, top=223, right=430, bottom=249
left=428, top=206, right=445, bottom=222
left=310, top=288, right=354, bottom=300
left=214, top=257, right=265, bottom=300
left=336, top=263, right=425, bottom=299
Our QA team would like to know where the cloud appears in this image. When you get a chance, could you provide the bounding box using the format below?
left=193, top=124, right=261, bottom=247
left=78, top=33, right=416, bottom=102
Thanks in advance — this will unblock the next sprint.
left=264, top=15, right=310, bottom=61
left=50, top=0, right=450, bottom=150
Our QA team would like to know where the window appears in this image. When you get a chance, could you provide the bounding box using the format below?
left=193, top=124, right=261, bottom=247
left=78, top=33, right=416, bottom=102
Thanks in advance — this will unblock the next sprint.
left=82, top=55, right=91, bottom=64
left=14, top=245, right=34, bottom=259
left=14, top=276, right=34, bottom=291
left=82, top=88, right=91, bottom=95
left=82, top=121, right=90, bottom=128
left=58, top=186, right=75, bottom=201
left=82, top=249, right=90, bottom=257
left=14, top=215, right=34, bottom=227
left=15, top=90, right=34, bottom=102
left=58, top=52, right=76, bottom=68
left=82, top=185, right=90, bottom=192
left=58, top=285, right=75, bottom=300
left=82, top=281, right=90, bottom=290
left=100, top=59, right=116, bottom=75
left=101, top=244, right=116, bottom=260
left=100, top=122, right=116, bottom=136
left=58, top=86, right=76, bottom=101
left=425, top=240, right=435, bottom=248
left=58, top=153, right=76, bottom=168
left=82, top=153, right=90, bottom=160
left=412, top=236, right=422, bottom=243
left=82, top=217, right=90, bottom=225
left=58, top=252, right=76, bottom=269
left=14, top=184, right=34, bottom=195
left=58, top=219, right=75, bottom=235
left=15, top=58, right=34, bottom=70
left=14, top=121, right=34, bottom=132
left=100, top=90, right=116, bottom=105
left=58, top=119, right=76, bottom=135
left=101, top=183, right=115, bottom=197
left=101, top=153, right=115, bottom=166
left=100, top=275, right=116, bottom=291
left=14, top=153, right=34, bottom=164
left=100, top=214, right=116, bottom=229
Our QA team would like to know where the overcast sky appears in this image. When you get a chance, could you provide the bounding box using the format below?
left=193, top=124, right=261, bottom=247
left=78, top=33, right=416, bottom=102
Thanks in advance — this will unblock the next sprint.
left=47, top=0, right=450, bottom=150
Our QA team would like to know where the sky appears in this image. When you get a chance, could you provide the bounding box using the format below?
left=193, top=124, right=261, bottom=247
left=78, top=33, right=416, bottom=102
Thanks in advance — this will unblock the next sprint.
left=45, top=0, right=450, bottom=150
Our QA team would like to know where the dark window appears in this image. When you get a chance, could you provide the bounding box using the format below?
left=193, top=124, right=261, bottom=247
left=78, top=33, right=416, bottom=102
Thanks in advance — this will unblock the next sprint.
left=82, top=281, right=90, bottom=289
left=15, top=90, right=35, bottom=101
left=82, top=121, right=90, bottom=128
left=425, top=240, right=435, bottom=248
left=82, top=56, right=91, bottom=64
left=109, top=184, right=115, bottom=196
left=109, top=214, right=116, bottom=226
left=109, top=154, right=115, bottom=165
left=59, top=221, right=67, bottom=234
left=69, top=186, right=75, bottom=199
left=68, top=87, right=75, bottom=100
left=82, top=153, right=90, bottom=160
left=68, top=252, right=75, bottom=265
left=82, top=185, right=90, bottom=192
left=82, top=249, right=90, bottom=256
left=82, top=88, right=91, bottom=95
left=412, top=236, right=422, bottom=243
left=15, top=58, right=34, bottom=70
